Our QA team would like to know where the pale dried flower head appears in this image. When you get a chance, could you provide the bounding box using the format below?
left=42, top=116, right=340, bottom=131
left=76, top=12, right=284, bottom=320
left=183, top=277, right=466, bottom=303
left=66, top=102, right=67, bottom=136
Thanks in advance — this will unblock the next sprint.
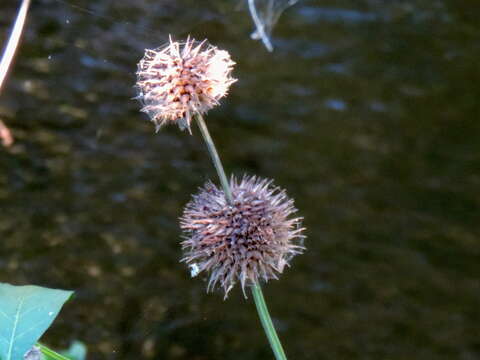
left=180, top=175, right=305, bottom=298
left=135, top=36, right=236, bottom=132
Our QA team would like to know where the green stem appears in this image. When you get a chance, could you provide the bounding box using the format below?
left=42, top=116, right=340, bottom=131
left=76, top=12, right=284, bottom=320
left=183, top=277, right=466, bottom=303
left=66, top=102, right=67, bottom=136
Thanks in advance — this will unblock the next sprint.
left=36, top=343, right=72, bottom=360
left=195, top=113, right=233, bottom=204
left=194, top=113, right=288, bottom=360
left=251, top=283, right=288, bottom=360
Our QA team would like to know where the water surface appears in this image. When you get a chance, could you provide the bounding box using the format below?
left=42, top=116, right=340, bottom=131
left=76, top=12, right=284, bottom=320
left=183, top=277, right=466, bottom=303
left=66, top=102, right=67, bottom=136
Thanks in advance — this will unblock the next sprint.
left=1, top=1, right=479, bottom=359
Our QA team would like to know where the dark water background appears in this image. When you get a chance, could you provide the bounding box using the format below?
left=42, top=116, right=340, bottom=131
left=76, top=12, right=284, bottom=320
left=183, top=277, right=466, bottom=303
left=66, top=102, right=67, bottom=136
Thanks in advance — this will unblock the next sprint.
left=1, top=0, right=480, bottom=359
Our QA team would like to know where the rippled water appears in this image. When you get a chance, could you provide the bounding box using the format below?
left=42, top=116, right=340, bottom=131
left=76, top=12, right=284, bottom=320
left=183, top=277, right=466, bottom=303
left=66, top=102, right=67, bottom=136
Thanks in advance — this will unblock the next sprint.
left=1, top=1, right=479, bottom=359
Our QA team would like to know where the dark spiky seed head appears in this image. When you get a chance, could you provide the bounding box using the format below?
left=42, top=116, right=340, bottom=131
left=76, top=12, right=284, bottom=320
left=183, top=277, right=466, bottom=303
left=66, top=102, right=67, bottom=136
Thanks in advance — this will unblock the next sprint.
left=180, top=175, right=305, bottom=298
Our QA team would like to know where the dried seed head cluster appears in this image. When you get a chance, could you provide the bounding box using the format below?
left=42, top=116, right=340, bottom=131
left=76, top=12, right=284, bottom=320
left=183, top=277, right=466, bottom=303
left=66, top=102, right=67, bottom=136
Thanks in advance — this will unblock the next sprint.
left=180, top=175, right=305, bottom=298
left=135, top=36, right=236, bottom=132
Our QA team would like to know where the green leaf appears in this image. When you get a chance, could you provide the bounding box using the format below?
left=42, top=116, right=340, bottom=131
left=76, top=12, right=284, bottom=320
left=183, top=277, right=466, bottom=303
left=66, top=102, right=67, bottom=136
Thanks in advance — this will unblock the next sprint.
left=37, top=343, right=71, bottom=360
left=38, top=341, right=87, bottom=360
left=0, top=283, right=73, bottom=360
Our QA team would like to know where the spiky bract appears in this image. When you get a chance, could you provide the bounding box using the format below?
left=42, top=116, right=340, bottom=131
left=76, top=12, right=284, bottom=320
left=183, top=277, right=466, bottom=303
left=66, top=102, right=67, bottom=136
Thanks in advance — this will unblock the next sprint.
left=180, top=175, right=305, bottom=298
left=135, top=36, right=236, bottom=132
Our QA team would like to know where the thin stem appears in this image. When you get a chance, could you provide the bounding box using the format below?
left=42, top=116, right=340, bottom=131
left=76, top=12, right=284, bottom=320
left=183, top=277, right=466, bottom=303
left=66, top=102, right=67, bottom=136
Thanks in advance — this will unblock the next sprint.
left=247, top=0, right=274, bottom=52
left=251, top=282, right=288, bottom=360
left=194, top=113, right=233, bottom=204
left=36, top=343, right=72, bottom=360
left=194, top=113, right=287, bottom=360
left=0, top=0, right=31, bottom=91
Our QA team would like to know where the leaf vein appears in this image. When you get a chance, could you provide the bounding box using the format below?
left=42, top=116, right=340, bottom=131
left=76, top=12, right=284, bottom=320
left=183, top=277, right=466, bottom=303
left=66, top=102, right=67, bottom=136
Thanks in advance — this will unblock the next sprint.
left=0, top=308, right=12, bottom=322
left=20, top=303, right=49, bottom=318
left=6, top=296, right=25, bottom=360
left=15, top=317, right=52, bottom=341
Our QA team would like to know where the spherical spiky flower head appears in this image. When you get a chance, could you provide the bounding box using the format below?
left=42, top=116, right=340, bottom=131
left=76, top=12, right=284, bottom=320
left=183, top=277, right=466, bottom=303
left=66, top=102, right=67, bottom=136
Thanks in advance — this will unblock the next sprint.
left=135, top=36, right=236, bottom=133
left=180, top=175, right=305, bottom=298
